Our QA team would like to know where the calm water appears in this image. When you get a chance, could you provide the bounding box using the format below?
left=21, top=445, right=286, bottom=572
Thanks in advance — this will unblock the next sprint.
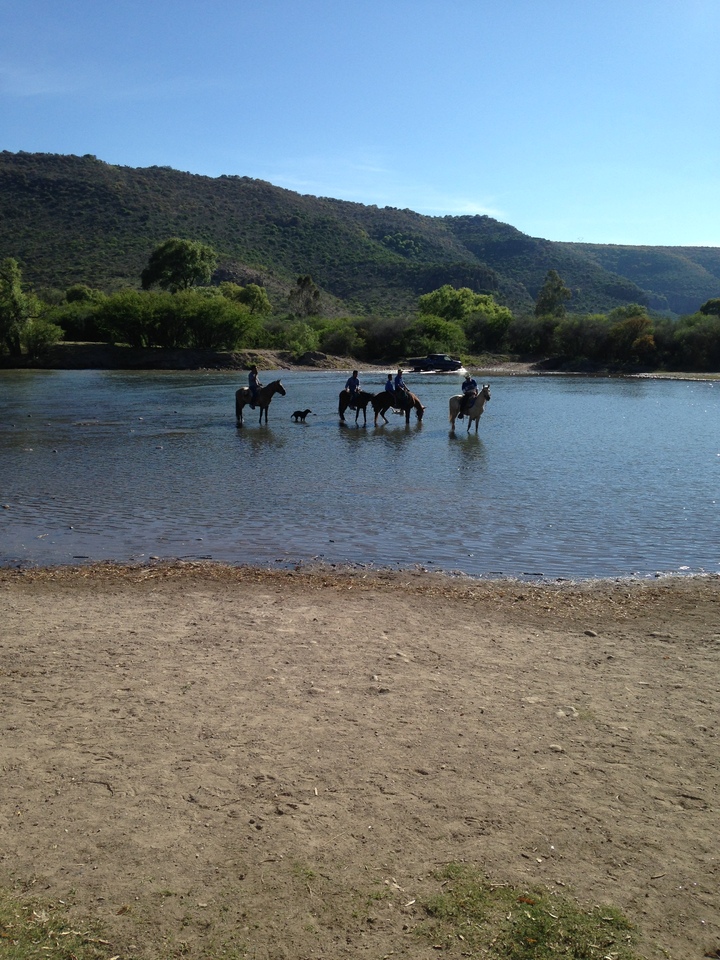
left=1, top=369, right=718, bottom=580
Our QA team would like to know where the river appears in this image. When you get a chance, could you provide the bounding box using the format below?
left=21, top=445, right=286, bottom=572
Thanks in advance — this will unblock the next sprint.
left=1, top=369, right=717, bottom=580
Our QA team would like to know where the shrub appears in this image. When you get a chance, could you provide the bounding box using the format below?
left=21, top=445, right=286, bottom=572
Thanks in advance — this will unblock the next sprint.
left=21, top=316, right=64, bottom=360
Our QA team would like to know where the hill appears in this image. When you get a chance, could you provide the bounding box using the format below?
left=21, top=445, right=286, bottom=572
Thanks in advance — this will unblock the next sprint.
left=1, top=151, right=718, bottom=316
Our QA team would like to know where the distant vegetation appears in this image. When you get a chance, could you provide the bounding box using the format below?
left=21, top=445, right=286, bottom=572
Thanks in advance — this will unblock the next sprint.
left=1, top=151, right=719, bottom=370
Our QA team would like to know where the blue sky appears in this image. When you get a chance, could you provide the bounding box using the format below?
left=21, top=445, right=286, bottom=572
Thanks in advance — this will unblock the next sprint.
left=2, top=0, right=719, bottom=246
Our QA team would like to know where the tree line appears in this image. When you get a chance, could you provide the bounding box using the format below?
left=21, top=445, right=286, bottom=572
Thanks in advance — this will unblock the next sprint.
left=2, top=240, right=720, bottom=371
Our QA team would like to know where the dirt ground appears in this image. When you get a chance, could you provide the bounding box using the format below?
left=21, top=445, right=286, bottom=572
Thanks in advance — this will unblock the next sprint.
left=1, top=564, right=718, bottom=960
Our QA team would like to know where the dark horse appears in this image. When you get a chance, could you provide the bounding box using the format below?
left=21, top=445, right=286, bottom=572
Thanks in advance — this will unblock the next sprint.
left=372, top=389, right=425, bottom=426
left=235, top=379, right=286, bottom=426
left=338, top=389, right=375, bottom=424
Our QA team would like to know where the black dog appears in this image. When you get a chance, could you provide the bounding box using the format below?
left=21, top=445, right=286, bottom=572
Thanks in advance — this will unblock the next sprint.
left=291, top=409, right=312, bottom=422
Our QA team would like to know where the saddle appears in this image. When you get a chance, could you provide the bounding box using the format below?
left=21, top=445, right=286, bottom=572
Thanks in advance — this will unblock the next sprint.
left=458, top=393, right=475, bottom=419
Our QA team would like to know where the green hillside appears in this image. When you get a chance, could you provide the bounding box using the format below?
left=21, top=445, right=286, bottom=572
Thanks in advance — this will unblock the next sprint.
left=557, top=242, right=720, bottom=314
left=1, top=151, right=718, bottom=316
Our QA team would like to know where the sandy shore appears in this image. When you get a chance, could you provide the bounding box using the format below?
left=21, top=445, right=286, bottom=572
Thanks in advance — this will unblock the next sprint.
left=1, top=563, right=718, bottom=959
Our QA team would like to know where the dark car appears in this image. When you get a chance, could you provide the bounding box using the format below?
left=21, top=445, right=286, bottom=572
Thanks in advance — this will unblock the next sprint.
left=406, top=354, right=464, bottom=372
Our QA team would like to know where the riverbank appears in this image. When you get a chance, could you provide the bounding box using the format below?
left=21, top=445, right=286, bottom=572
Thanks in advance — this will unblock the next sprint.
left=2, top=342, right=532, bottom=375
left=1, top=563, right=718, bottom=960
left=3, top=341, right=718, bottom=380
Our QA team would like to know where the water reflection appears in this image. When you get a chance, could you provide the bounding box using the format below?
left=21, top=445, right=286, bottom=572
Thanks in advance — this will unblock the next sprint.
left=447, top=432, right=487, bottom=466
left=234, top=427, right=287, bottom=454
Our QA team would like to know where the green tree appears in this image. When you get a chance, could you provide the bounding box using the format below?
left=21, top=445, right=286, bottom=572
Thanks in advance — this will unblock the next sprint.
left=0, top=258, right=31, bottom=356
left=21, top=316, right=64, bottom=360
left=283, top=320, right=320, bottom=359
left=401, top=315, right=467, bottom=356
left=219, top=282, right=272, bottom=315
left=65, top=283, right=106, bottom=304
left=97, top=291, right=153, bottom=347
left=289, top=275, right=321, bottom=317
left=417, top=285, right=486, bottom=322
left=463, top=297, right=513, bottom=352
left=553, top=313, right=611, bottom=362
left=607, top=304, right=656, bottom=363
left=699, top=297, right=720, bottom=317
left=177, top=291, right=265, bottom=350
left=507, top=315, right=557, bottom=355
left=141, top=238, right=218, bottom=292
left=674, top=312, right=720, bottom=369
left=315, top=317, right=364, bottom=357
left=535, top=269, right=572, bottom=318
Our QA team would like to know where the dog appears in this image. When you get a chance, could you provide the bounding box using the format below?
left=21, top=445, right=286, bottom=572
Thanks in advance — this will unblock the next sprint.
left=291, top=408, right=312, bottom=423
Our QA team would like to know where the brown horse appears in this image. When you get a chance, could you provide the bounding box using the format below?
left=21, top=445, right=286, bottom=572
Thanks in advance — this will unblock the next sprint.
left=235, top=379, right=287, bottom=426
left=449, top=383, right=490, bottom=432
left=372, top=389, right=425, bottom=426
left=338, top=389, right=375, bottom=424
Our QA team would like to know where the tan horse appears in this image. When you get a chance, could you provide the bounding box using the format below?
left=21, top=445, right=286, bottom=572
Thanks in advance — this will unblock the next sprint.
left=449, top=383, right=490, bottom=432
left=372, top=389, right=425, bottom=426
left=235, top=379, right=286, bottom=426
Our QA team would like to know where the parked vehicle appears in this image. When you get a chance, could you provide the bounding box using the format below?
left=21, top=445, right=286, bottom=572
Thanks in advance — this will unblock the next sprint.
left=405, top=354, right=464, bottom=373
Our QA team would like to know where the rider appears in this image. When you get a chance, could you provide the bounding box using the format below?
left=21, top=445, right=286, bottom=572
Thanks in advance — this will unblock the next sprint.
left=459, top=373, right=478, bottom=419
left=394, top=368, right=410, bottom=409
left=384, top=374, right=394, bottom=393
left=248, top=364, right=262, bottom=409
left=344, top=370, right=361, bottom=408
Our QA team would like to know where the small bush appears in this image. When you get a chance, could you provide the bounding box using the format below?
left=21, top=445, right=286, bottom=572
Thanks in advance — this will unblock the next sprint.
left=21, top=317, right=64, bottom=360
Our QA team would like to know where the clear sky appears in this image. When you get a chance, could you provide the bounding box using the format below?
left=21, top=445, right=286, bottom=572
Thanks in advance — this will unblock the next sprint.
left=2, top=0, right=719, bottom=246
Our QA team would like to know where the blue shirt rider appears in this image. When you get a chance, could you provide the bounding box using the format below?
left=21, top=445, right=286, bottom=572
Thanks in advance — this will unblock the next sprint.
left=248, top=365, right=262, bottom=408
left=459, top=374, right=478, bottom=418
left=345, top=370, right=360, bottom=407
left=384, top=374, right=394, bottom=392
left=394, top=368, right=409, bottom=409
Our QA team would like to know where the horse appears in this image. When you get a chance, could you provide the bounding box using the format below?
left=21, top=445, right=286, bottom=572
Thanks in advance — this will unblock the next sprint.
left=449, top=383, right=491, bottom=433
left=338, top=389, right=375, bottom=424
left=372, top=389, right=425, bottom=426
left=235, top=379, right=286, bottom=426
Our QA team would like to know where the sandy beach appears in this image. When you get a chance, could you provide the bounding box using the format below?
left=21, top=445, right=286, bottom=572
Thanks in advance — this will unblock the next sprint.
left=1, top=563, right=718, bottom=959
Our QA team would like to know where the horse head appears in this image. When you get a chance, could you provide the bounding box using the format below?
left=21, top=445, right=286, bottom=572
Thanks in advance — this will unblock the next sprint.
left=272, top=380, right=287, bottom=396
left=481, top=384, right=491, bottom=401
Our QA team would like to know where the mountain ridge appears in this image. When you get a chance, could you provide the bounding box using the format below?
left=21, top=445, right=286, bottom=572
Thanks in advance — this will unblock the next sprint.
left=1, top=150, right=718, bottom=316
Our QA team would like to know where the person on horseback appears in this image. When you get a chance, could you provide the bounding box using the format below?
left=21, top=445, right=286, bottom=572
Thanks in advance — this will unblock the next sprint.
left=394, top=368, right=410, bottom=410
left=344, top=370, right=361, bottom=408
left=384, top=374, right=394, bottom=393
left=459, top=373, right=478, bottom=420
left=248, top=364, right=262, bottom=409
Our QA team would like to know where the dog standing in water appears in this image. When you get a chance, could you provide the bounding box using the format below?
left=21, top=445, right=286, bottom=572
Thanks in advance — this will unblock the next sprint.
left=291, top=409, right=312, bottom=422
